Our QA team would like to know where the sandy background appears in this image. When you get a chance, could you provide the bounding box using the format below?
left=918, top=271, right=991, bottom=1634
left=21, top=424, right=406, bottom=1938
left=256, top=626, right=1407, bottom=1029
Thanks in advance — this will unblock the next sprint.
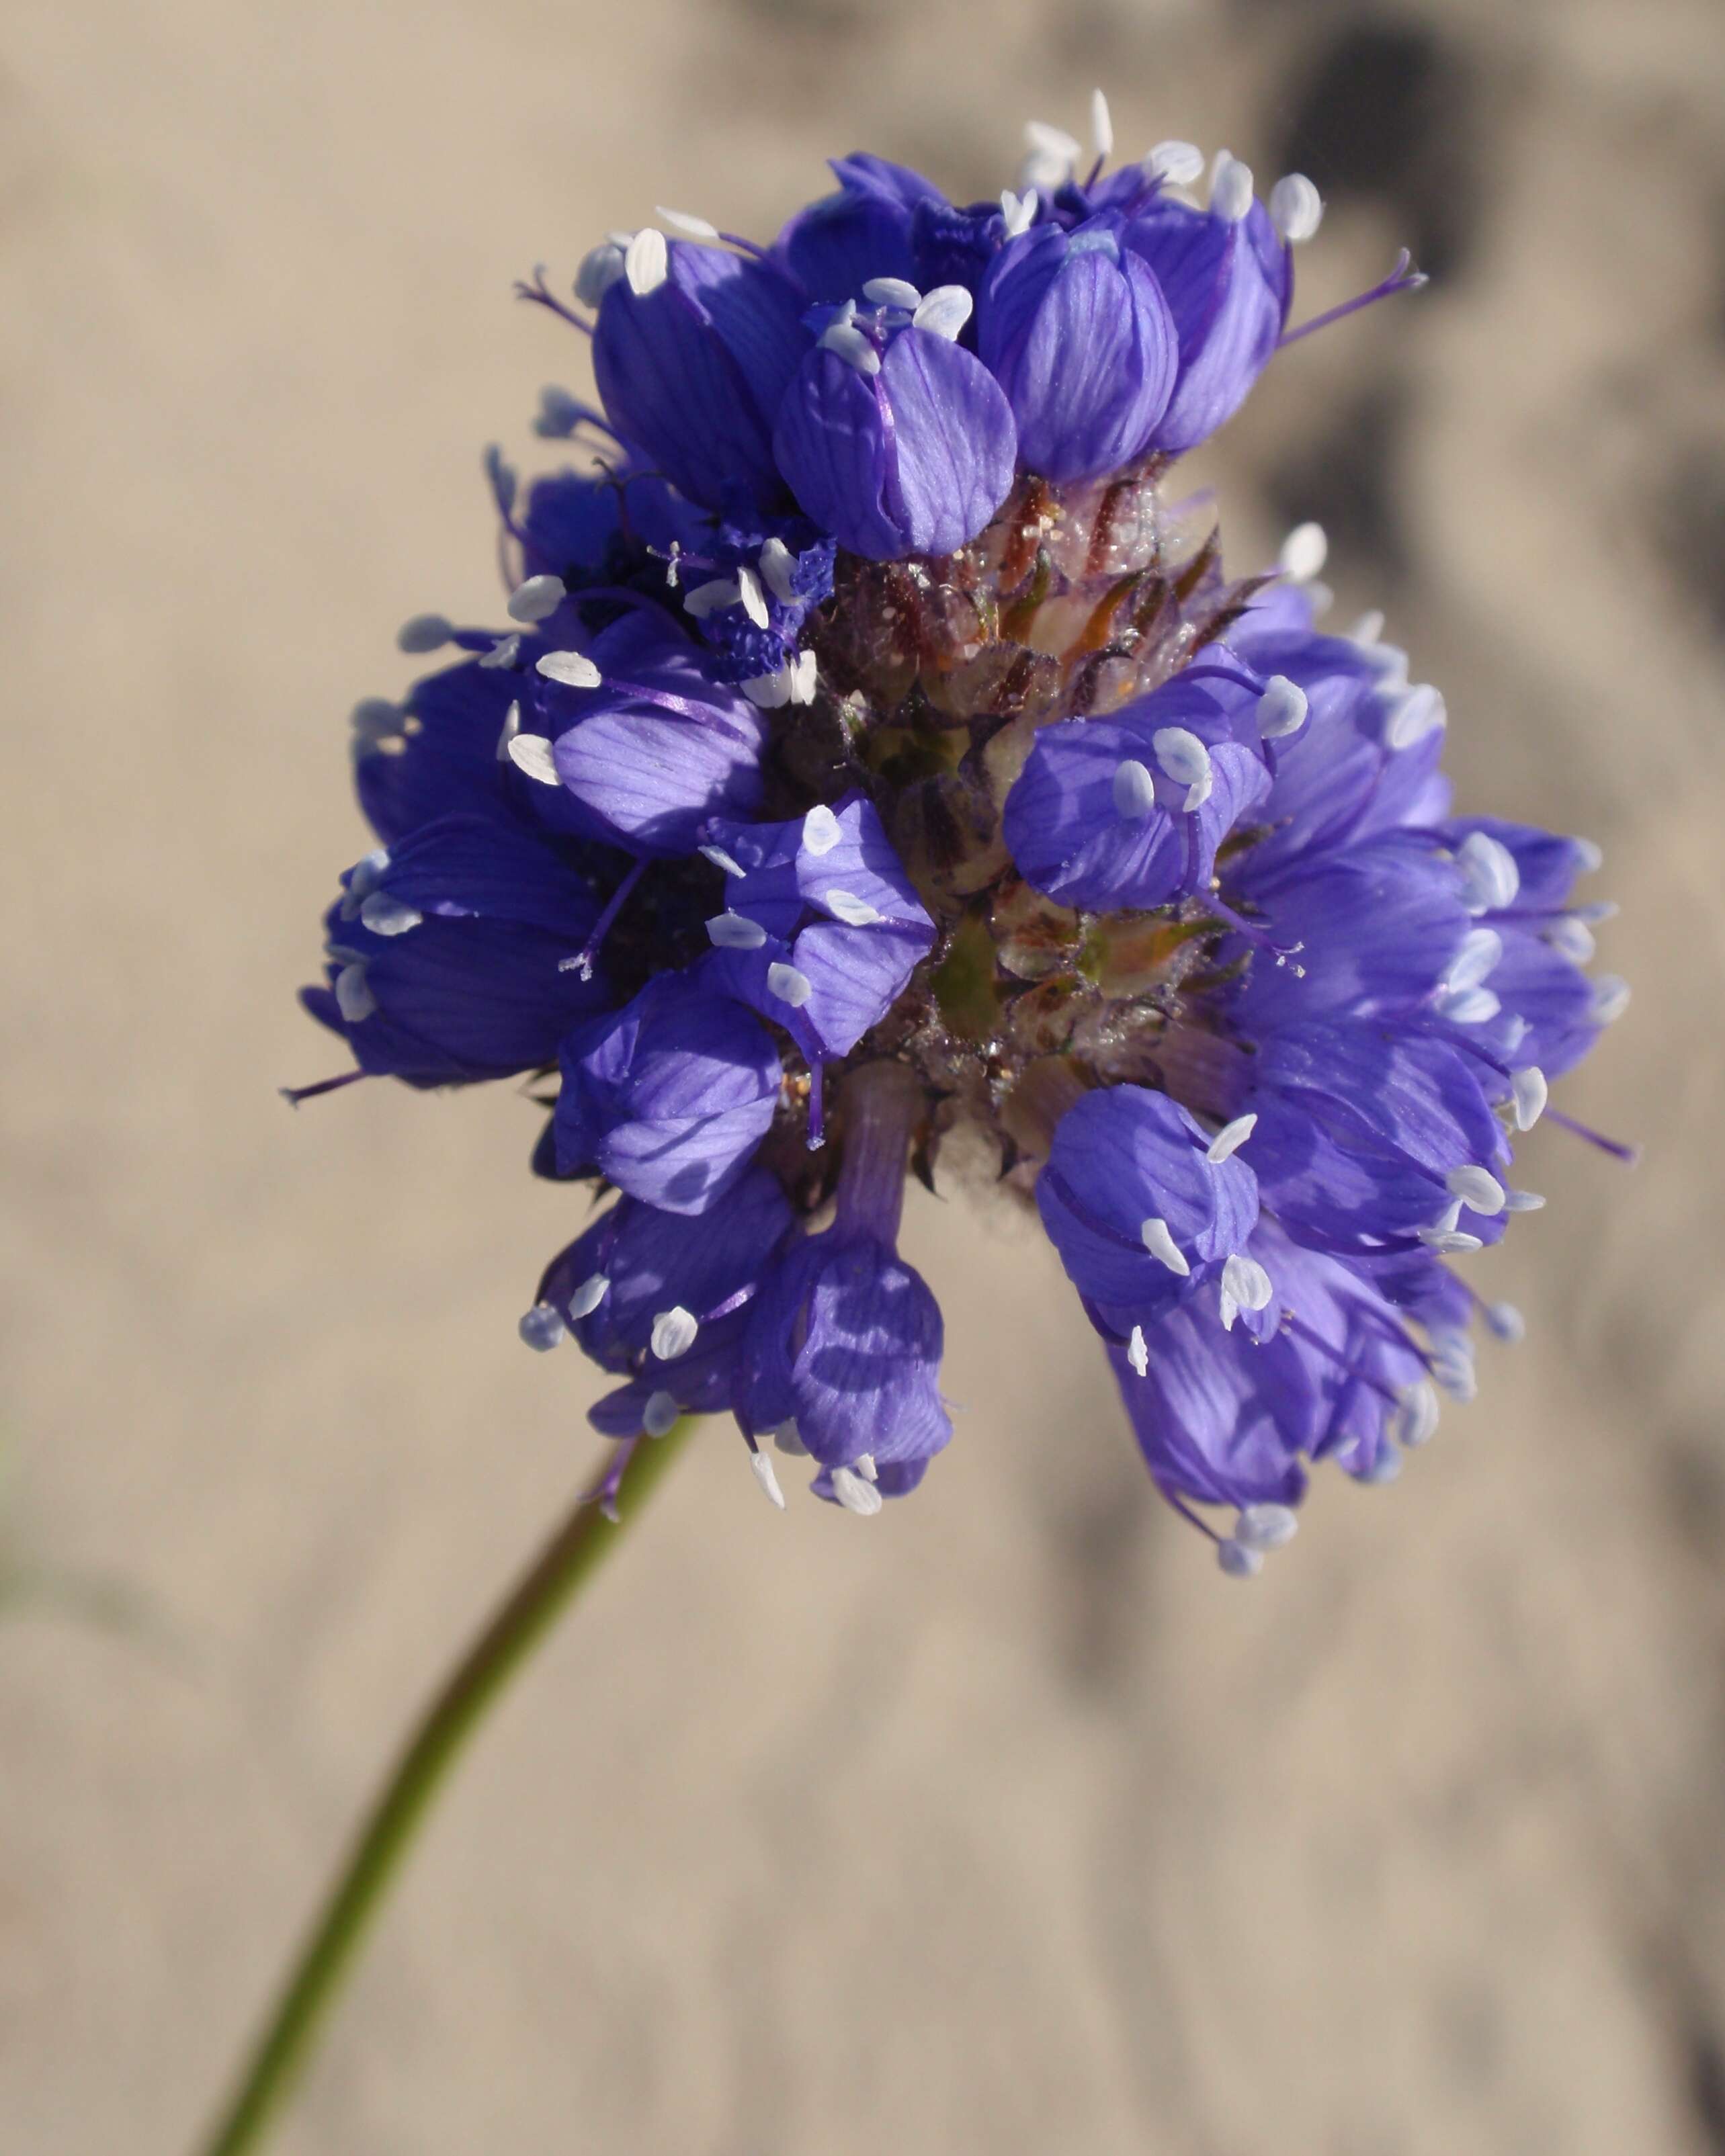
left=2, top=0, right=1723, bottom=2150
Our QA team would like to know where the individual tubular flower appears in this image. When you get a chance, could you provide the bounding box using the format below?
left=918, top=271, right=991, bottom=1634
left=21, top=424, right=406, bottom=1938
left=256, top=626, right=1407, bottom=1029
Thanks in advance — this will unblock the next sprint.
left=736, top=1061, right=950, bottom=1508
left=552, top=971, right=784, bottom=1213
left=976, top=215, right=1177, bottom=483
left=771, top=290, right=1017, bottom=560
left=298, top=102, right=1622, bottom=1559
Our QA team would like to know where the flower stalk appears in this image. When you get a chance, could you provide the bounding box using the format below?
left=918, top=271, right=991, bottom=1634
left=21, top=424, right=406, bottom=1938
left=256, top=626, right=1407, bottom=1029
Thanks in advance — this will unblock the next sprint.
left=194, top=1418, right=696, bottom=2156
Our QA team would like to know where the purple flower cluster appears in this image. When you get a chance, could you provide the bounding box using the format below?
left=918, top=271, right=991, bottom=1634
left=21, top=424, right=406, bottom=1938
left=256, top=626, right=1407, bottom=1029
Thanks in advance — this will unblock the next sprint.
left=298, top=105, right=1625, bottom=1566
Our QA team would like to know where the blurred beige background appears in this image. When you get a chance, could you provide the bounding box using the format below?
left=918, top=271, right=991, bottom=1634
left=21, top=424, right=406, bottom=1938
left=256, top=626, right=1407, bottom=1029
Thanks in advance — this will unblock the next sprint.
left=2, top=0, right=1722, bottom=2150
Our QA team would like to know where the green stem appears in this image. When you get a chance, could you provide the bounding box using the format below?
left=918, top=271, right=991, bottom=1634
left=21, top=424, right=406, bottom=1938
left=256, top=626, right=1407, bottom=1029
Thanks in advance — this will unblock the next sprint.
left=196, top=1418, right=698, bottom=2156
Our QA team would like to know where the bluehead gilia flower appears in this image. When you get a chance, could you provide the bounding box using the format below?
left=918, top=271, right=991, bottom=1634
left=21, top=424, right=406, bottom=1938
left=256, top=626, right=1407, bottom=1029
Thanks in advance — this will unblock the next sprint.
left=295, top=99, right=1627, bottom=1569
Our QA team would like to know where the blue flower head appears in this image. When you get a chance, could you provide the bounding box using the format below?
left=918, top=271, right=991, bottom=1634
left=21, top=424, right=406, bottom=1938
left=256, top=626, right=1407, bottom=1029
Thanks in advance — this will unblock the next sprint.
left=297, top=98, right=1625, bottom=1568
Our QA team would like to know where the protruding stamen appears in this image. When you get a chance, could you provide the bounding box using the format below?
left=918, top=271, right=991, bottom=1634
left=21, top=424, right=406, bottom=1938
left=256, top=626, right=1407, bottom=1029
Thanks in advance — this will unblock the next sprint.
left=1418, top=1197, right=1483, bottom=1254
left=683, top=577, right=742, bottom=618
left=1278, top=521, right=1328, bottom=583
left=1126, top=1324, right=1148, bottom=1377
left=1485, top=1301, right=1526, bottom=1344
left=1139, top=1217, right=1190, bottom=1275
left=1256, top=675, right=1308, bottom=739
left=766, top=962, right=813, bottom=1008
left=536, top=650, right=602, bottom=690
left=624, top=227, right=668, bottom=296
left=506, top=733, right=561, bottom=786
left=357, top=892, right=422, bottom=937
left=855, top=1453, right=878, bottom=1483
left=1456, top=830, right=1520, bottom=914
left=1152, top=726, right=1213, bottom=811
left=772, top=1418, right=806, bottom=1456
left=1090, top=87, right=1113, bottom=161
left=642, top=1389, right=679, bottom=1438
left=1546, top=916, right=1595, bottom=964
left=567, top=1273, right=609, bottom=1320
left=495, top=701, right=521, bottom=759
left=656, top=206, right=720, bottom=240
left=999, top=187, right=1038, bottom=239
left=478, top=634, right=521, bottom=671
left=650, top=1306, right=698, bottom=1361
left=818, top=320, right=881, bottom=374
left=749, top=1447, right=787, bottom=1510
left=707, top=911, right=767, bottom=950
left=518, top=1302, right=566, bottom=1352
left=334, top=963, right=375, bottom=1023
left=1511, top=1067, right=1548, bottom=1131
left=864, top=275, right=921, bottom=310
left=1384, top=683, right=1447, bottom=749
left=1574, top=838, right=1604, bottom=873
left=700, top=843, right=746, bottom=878
left=1590, top=976, right=1630, bottom=1024
left=1235, top=1502, right=1298, bottom=1551
left=737, top=566, right=769, bottom=629
left=1206, top=1113, right=1257, bottom=1164
left=1146, top=140, right=1204, bottom=185
left=1218, top=1253, right=1273, bottom=1331
left=1429, top=1331, right=1477, bottom=1402
left=1217, top=1538, right=1263, bottom=1578
left=1208, top=153, right=1254, bottom=222
left=1502, top=1189, right=1546, bottom=1213
left=802, top=804, right=842, bottom=856
left=1435, top=984, right=1501, bottom=1026
left=1446, top=1164, right=1506, bottom=1215
left=1394, top=1379, right=1440, bottom=1448
left=1269, top=173, right=1323, bottom=243
left=396, top=613, right=454, bottom=654
left=823, top=889, right=884, bottom=927
left=507, top=574, right=566, bottom=624
left=1445, top=927, right=1503, bottom=995
left=911, top=286, right=972, bottom=340
left=1112, top=758, right=1158, bottom=819
left=574, top=242, right=626, bottom=307
left=758, top=537, right=799, bottom=605
left=831, top=1465, right=882, bottom=1516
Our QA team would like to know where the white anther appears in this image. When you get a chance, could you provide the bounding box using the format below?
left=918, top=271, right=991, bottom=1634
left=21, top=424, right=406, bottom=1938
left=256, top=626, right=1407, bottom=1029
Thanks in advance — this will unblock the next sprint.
left=1236, top=1502, right=1298, bottom=1551
left=1152, top=726, right=1213, bottom=811
left=831, top=1465, right=883, bottom=1516
left=823, top=888, right=884, bottom=926
left=624, top=227, right=668, bottom=296
left=758, top=537, right=799, bottom=605
left=1384, top=683, right=1447, bottom=750
left=1025, top=118, right=1082, bottom=165
left=1217, top=1538, right=1263, bottom=1578
left=802, top=804, right=843, bottom=856
left=350, top=697, right=403, bottom=750
left=485, top=445, right=517, bottom=511
left=1429, top=1331, right=1477, bottom=1402
left=1256, top=675, right=1308, bottom=739
left=700, top=843, right=746, bottom=878
left=1486, top=1301, right=1526, bottom=1344
left=749, top=1448, right=787, bottom=1509
left=518, top=1302, right=566, bottom=1352
left=1218, top=1255, right=1273, bottom=1332
left=1112, top=758, right=1158, bottom=819
left=683, top=577, right=742, bottom=619
left=999, top=187, right=1038, bottom=239
left=1509, top=1066, right=1547, bottom=1132
left=1456, top=830, right=1520, bottom=914
left=334, top=963, right=375, bottom=1024
left=736, top=565, right=769, bottom=630
left=650, top=1305, right=699, bottom=1361
left=1365, top=1446, right=1404, bottom=1483
left=396, top=613, right=454, bottom=654
left=534, top=385, right=585, bottom=438
left=772, top=1417, right=806, bottom=1455
left=1394, top=1380, right=1440, bottom=1448
left=642, top=1389, right=679, bottom=1438
left=358, top=892, right=422, bottom=937
left=706, top=911, right=767, bottom=950
left=345, top=849, right=390, bottom=904
left=1206, top=1113, right=1257, bottom=1164
left=1278, top=521, right=1328, bottom=583
left=1546, top=916, right=1595, bottom=964
left=507, top=732, right=562, bottom=786
left=495, top=701, right=521, bottom=760
left=1126, top=1324, right=1148, bottom=1377
left=741, top=670, right=793, bottom=715
left=855, top=1453, right=878, bottom=1483
left=818, top=320, right=881, bottom=374
left=1208, top=152, right=1254, bottom=222
left=1445, top=927, right=1503, bottom=995
left=656, top=206, right=720, bottom=240
left=1505, top=1017, right=1530, bottom=1053
left=864, top=275, right=922, bottom=310
left=507, top=574, right=566, bottom=624
left=478, top=634, right=521, bottom=671
left=1502, top=1188, right=1546, bottom=1213
left=788, top=648, right=818, bottom=704
left=1090, top=87, right=1113, bottom=161
left=1434, top=984, right=1501, bottom=1026
left=567, top=1272, right=609, bottom=1320
left=1590, top=976, right=1630, bottom=1024
left=1351, top=609, right=1386, bottom=646
left=536, top=650, right=602, bottom=692
left=1574, top=838, right=1604, bottom=873
left=1139, top=1217, right=1190, bottom=1276
left=909, top=284, right=974, bottom=341
left=1447, top=1164, right=1506, bottom=1215
left=574, top=242, right=626, bottom=306
left=1418, top=1212, right=1484, bottom=1255
left=1269, top=173, right=1323, bottom=243
left=1146, top=140, right=1204, bottom=186
left=766, top=962, right=814, bottom=1008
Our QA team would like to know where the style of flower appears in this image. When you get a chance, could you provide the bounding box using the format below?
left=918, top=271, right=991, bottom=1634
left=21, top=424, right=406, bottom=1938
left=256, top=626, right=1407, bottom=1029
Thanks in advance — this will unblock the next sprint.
left=297, top=101, right=1625, bottom=1573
